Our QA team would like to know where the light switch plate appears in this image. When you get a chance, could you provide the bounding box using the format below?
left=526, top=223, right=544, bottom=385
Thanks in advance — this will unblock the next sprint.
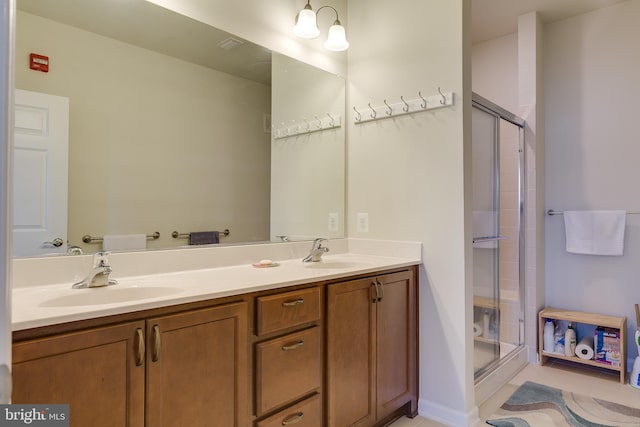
left=328, top=213, right=339, bottom=231
left=357, top=213, right=369, bottom=233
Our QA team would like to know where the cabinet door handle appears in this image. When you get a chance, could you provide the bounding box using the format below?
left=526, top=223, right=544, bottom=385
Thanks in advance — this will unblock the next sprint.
left=371, top=281, right=379, bottom=303
left=282, top=298, right=304, bottom=307
left=376, top=279, right=384, bottom=302
left=281, top=340, right=304, bottom=351
left=135, top=328, right=145, bottom=367
left=152, top=325, right=161, bottom=362
left=282, top=411, right=304, bottom=425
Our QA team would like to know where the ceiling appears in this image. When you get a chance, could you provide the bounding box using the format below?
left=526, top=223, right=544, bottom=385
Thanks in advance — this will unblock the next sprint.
left=472, top=0, right=629, bottom=43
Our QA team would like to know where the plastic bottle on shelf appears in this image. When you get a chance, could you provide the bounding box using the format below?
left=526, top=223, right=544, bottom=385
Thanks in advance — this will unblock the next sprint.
left=483, top=310, right=491, bottom=339
left=543, top=319, right=555, bottom=353
left=564, top=323, right=577, bottom=356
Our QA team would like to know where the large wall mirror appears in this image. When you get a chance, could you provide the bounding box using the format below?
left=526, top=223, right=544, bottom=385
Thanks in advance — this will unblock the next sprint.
left=13, top=0, right=345, bottom=257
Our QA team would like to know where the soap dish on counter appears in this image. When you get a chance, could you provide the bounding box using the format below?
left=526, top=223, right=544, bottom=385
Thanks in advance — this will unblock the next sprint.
left=252, top=260, right=280, bottom=268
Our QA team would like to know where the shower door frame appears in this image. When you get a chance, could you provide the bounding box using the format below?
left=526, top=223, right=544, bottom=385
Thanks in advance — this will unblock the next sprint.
left=471, top=92, right=526, bottom=382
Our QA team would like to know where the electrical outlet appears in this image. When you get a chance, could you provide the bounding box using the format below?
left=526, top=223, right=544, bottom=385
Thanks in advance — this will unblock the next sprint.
left=328, top=213, right=339, bottom=232
left=357, top=213, right=369, bottom=233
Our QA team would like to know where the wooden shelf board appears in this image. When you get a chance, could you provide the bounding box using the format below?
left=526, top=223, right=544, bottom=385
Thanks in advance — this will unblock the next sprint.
left=539, top=307, right=625, bottom=329
left=541, top=351, right=621, bottom=372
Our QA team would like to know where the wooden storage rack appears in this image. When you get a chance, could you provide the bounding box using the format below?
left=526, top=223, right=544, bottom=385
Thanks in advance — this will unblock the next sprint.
left=538, top=307, right=627, bottom=384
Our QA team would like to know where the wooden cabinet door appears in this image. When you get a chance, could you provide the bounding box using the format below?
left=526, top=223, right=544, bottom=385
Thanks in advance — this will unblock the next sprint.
left=12, top=321, right=146, bottom=427
left=326, top=277, right=376, bottom=427
left=145, top=302, right=248, bottom=427
left=375, top=270, right=417, bottom=420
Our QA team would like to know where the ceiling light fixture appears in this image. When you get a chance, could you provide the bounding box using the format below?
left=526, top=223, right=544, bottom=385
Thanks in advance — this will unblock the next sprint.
left=293, top=1, right=349, bottom=52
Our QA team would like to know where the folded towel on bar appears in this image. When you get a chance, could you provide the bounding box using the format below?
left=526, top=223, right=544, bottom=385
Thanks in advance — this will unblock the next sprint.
left=563, top=210, right=626, bottom=256
left=189, top=231, right=220, bottom=245
left=102, top=234, right=147, bottom=251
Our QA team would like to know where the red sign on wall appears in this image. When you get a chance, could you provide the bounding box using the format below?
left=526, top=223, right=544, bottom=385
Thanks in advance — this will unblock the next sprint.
left=29, top=53, right=49, bottom=72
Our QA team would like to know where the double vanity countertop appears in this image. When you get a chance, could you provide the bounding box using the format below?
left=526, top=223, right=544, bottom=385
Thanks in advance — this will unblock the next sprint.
left=12, top=239, right=422, bottom=331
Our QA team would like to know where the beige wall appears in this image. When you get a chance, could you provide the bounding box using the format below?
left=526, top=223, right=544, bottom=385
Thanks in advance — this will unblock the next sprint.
left=15, top=11, right=271, bottom=251
left=347, top=0, right=476, bottom=424
left=545, top=0, right=640, bottom=364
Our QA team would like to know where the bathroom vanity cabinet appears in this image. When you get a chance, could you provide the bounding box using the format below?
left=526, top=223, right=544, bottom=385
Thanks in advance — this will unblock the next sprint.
left=11, top=265, right=418, bottom=427
left=12, top=301, right=248, bottom=427
left=326, top=270, right=418, bottom=426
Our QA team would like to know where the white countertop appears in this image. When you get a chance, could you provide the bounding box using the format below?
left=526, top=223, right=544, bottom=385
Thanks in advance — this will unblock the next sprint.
left=12, top=252, right=420, bottom=331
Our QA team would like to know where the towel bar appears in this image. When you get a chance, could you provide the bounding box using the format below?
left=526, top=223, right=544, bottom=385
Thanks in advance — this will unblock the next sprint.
left=547, top=209, right=640, bottom=216
left=82, top=232, right=160, bottom=244
left=171, top=229, right=230, bottom=239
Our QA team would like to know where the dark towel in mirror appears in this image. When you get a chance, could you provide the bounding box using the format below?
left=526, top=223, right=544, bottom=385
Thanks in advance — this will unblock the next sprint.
left=189, top=231, right=220, bottom=245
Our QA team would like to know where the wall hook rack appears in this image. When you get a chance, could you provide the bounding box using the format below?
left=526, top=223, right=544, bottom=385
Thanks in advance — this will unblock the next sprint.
left=353, top=89, right=454, bottom=124
left=272, top=112, right=342, bottom=139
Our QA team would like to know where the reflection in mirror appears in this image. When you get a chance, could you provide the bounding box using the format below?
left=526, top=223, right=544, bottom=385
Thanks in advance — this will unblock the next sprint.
left=270, top=53, right=345, bottom=241
left=13, top=0, right=345, bottom=257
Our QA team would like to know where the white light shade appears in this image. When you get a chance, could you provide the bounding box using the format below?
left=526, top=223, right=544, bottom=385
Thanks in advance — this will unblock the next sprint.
left=324, top=24, right=349, bottom=51
left=293, top=9, right=320, bottom=39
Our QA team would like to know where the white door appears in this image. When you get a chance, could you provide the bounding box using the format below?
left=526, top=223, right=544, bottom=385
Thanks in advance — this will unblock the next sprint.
left=13, top=89, right=69, bottom=257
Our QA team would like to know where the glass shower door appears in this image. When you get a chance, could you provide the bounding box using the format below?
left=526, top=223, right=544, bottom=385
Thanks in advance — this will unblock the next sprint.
left=471, top=105, right=501, bottom=376
left=472, top=93, right=525, bottom=381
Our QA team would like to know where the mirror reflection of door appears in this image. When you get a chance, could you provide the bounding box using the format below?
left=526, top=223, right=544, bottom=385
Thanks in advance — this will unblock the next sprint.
left=13, top=89, right=69, bottom=257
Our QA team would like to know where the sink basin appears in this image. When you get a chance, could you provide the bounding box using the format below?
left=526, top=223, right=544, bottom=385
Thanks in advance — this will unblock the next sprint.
left=39, top=286, right=184, bottom=307
left=303, top=260, right=373, bottom=269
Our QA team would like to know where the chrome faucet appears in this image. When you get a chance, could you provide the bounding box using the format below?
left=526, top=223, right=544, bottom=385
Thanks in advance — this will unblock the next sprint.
left=302, top=238, right=329, bottom=262
left=72, top=251, right=118, bottom=289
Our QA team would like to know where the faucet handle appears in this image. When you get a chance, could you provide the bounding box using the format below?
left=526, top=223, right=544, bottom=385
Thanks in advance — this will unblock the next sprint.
left=93, top=251, right=111, bottom=267
left=312, top=237, right=328, bottom=248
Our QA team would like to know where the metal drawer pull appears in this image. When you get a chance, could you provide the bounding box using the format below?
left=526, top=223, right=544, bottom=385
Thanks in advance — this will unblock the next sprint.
left=376, top=280, right=384, bottom=302
left=282, top=298, right=304, bottom=307
left=152, top=325, right=161, bottom=362
left=282, top=412, right=304, bottom=425
left=281, top=340, right=304, bottom=351
left=135, top=328, right=145, bottom=366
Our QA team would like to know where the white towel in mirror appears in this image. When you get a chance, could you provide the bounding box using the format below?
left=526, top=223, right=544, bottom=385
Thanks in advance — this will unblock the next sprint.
left=102, top=234, right=147, bottom=251
left=563, top=210, right=626, bottom=256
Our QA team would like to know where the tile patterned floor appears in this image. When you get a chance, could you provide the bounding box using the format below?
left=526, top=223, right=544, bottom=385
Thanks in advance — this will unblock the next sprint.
left=390, top=360, right=640, bottom=426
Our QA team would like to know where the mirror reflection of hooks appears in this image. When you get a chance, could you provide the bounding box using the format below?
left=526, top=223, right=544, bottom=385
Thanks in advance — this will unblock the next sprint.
left=418, top=91, right=427, bottom=109
left=326, top=112, right=335, bottom=126
left=438, top=87, right=446, bottom=105
left=353, top=106, right=361, bottom=122
left=400, top=96, right=409, bottom=113
left=383, top=99, right=392, bottom=116
left=368, top=103, right=377, bottom=119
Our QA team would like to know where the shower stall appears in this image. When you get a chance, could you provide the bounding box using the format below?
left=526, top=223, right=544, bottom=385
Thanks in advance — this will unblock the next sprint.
left=471, top=93, right=527, bottom=391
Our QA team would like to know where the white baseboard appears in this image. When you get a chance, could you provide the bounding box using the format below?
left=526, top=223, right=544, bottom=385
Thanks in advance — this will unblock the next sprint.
left=418, top=398, right=481, bottom=427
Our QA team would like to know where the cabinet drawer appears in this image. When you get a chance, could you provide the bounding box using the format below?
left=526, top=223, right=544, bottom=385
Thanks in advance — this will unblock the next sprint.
left=256, top=287, right=320, bottom=335
left=256, top=393, right=321, bottom=427
left=255, top=327, right=321, bottom=415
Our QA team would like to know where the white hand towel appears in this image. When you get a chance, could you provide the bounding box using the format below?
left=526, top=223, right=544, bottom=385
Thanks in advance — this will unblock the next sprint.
left=563, top=210, right=626, bottom=256
left=102, top=234, right=147, bottom=251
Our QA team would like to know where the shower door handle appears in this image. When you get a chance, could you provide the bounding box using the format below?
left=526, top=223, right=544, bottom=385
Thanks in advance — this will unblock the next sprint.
left=472, top=236, right=507, bottom=243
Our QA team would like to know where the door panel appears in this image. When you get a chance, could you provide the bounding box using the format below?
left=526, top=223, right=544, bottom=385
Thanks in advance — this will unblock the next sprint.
left=327, top=278, right=375, bottom=427
left=145, top=302, right=248, bottom=427
left=13, top=89, right=69, bottom=257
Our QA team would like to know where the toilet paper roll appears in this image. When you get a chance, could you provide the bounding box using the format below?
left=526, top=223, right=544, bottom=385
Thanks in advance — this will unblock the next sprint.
left=575, top=336, right=594, bottom=360
left=473, top=322, right=483, bottom=337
